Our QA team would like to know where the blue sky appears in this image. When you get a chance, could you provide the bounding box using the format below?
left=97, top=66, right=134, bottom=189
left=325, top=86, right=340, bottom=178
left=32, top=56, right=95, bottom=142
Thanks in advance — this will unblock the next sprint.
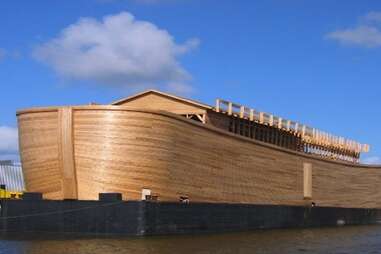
left=1, top=0, right=381, bottom=163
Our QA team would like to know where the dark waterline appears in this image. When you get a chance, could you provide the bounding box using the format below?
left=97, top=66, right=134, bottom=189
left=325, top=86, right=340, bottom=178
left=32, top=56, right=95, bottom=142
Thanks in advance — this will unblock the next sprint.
left=1, top=225, right=381, bottom=254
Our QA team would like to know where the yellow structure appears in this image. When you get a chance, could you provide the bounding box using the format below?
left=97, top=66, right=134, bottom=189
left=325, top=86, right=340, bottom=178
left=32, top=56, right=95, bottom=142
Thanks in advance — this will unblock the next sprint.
left=0, top=186, right=23, bottom=199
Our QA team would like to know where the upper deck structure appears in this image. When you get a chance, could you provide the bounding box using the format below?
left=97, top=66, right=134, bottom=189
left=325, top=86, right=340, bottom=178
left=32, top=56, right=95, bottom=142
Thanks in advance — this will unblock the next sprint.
left=113, top=90, right=369, bottom=163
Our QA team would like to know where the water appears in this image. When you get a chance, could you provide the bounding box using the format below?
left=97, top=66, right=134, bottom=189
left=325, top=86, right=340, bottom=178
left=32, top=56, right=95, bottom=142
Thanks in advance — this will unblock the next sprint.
left=1, top=225, right=381, bottom=254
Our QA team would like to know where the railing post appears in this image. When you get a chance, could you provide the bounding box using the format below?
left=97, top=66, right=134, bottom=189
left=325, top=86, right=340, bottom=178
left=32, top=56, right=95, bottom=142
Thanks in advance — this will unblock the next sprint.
left=240, top=106, right=245, bottom=118
left=228, top=102, right=233, bottom=116
left=286, top=120, right=291, bottom=131
left=215, top=99, right=220, bottom=112
left=249, top=109, right=254, bottom=121
left=259, top=112, right=264, bottom=124
left=302, top=125, right=306, bottom=138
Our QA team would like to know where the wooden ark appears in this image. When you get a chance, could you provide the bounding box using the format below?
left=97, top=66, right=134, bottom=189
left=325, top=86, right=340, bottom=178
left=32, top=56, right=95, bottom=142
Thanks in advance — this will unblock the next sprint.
left=17, top=90, right=381, bottom=209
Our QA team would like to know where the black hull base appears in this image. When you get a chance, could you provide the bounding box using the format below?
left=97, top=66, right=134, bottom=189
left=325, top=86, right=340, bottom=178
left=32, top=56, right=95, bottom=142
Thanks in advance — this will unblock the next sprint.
left=1, top=199, right=381, bottom=236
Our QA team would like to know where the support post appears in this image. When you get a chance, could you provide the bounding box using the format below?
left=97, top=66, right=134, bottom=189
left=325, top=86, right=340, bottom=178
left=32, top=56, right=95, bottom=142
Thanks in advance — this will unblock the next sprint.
left=259, top=112, right=264, bottom=124
left=215, top=99, right=220, bottom=112
left=58, top=107, right=78, bottom=199
left=240, top=106, right=245, bottom=118
left=249, top=109, right=254, bottom=121
left=303, top=162, right=312, bottom=199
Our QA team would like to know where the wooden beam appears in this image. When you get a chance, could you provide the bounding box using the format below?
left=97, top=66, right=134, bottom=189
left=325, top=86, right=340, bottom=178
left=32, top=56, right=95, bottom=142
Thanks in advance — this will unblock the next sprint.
left=259, top=112, right=264, bottom=124
left=303, top=162, right=312, bottom=199
left=278, top=118, right=283, bottom=129
left=215, top=99, right=220, bottom=112
left=240, top=106, right=245, bottom=118
left=196, top=114, right=206, bottom=124
left=269, top=115, right=274, bottom=126
left=58, top=107, right=78, bottom=199
left=287, top=120, right=291, bottom=131
left=249, top=109, right=254, bottom=121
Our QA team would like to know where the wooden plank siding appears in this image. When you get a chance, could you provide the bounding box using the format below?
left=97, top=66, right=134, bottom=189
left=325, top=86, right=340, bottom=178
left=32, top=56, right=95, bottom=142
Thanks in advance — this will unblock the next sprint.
left=112, top=92, right=208, bottom=115
left=17, top=106, right=381, bottom=208
left=17, top=110, right=63, bottom=199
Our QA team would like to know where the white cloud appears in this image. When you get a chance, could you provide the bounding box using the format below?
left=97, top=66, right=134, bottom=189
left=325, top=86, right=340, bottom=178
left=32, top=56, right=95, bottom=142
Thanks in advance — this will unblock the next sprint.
left=33, top=12, right=199, bottom=94
left=0, top=126, right=18, bottom=153
left=165, top=82, right=193, bottom=95
left=327, top=26, right=381, bottom=47
left=326, top=11, right=381, bottom=47
left=362, top=156, right=381, bottom=165
left=364, top=11, right=381, bottom=23
left=0, top=126, right=19, bottom=162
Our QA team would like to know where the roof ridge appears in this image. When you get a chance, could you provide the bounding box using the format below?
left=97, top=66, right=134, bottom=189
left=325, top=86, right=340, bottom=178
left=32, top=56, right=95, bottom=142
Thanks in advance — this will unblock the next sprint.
left=111, top=89, right=212, bottom=109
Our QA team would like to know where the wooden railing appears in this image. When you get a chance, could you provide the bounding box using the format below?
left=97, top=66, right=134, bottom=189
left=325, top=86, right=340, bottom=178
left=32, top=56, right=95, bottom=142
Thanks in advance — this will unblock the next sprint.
left=215, top=99, right=369, bottom=161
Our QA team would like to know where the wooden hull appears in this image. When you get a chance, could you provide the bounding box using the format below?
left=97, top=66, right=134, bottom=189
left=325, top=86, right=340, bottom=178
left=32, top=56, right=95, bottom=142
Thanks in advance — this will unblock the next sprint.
left=17, top=106, right=381, bottom=208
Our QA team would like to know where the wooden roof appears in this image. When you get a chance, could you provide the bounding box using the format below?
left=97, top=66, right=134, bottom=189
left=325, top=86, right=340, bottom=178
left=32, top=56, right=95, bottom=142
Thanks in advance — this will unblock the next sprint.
left=111, top=90, right=212, bottom=110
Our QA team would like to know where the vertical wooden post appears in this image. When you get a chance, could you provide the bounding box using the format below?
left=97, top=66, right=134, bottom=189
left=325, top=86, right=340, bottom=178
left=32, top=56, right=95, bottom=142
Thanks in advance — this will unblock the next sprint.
left=278, top=118, right=283, bottom=129
left=303, top=162, right=312, bottom=199
left=215, top=99, right=220, bottom=112
left=228, top=102, right=233, bottom=116
left=249, top=109, right=254, bottom=121
left=230, top=118, right=234, bottom=133
left=269, top=115, right=274, bottom=126
left=259, top=112, right=264, bottom=124
left=240, top=106, right=245, bottom=118
left=58, top=107, right=78, bottom=199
